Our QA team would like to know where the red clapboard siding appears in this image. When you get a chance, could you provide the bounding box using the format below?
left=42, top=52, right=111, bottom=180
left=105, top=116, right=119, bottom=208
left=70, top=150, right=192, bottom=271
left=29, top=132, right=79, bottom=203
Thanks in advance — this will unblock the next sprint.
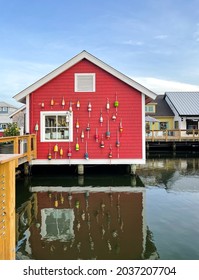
left=29, top=59, right=143, bottom=160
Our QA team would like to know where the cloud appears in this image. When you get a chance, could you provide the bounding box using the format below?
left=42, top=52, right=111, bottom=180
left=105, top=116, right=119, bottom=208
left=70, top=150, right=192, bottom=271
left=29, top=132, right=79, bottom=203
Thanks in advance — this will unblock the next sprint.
left=132, top=76, right=199, bottom=94
left=154, top=35, right=168, bottom=40
left=122, top=40, right=144, bottom=46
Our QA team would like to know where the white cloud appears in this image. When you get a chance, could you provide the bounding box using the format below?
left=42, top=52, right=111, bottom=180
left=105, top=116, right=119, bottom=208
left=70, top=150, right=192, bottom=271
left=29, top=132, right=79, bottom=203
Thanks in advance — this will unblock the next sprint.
left=132, top=76, right=199, bottom=94
left=154, top=35, right=168, bottom=40
left=122, top=40, right=144, bottom=46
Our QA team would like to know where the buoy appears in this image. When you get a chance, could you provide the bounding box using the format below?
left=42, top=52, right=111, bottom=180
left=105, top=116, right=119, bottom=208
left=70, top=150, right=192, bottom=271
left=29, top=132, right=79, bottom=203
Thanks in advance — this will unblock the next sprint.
left=48, top=152, right=52, bottom=160
left=69, top=101, right=72, bottom=112
left=35, top=122, right=39, bottom=131
left=119, top=119, right=123, bottom=133
left=75, top=137, right=80, bottom=151
left=84, top=141, right=89, bottom=160
left=95, top=128, right=99, bottom=142
left=76, top=100, right=80, bottom=110
left=86, top=123, right=90, bottom=139
left=108, top=145, right=112, bottom=158
left=106, top=98, right=110, bottom=111
left=116, top=130, right=120, bottom=147
left=61, top=97, right=65, bottom=107
left=114, top=93, right=119, bottom=107
left=81, top=130, right=84, bottom=142
left=106, top=119, right=110, bottom=139
left=88, top=101, right=92, bottom=112
left=99, top=109, right=103, bottom=126
left=68, top=147, right=72, bottom=158
left=76, top=119, right=80, bottom=131
left=50, top=98, right=54, bottom=107
left=54, top=144, right=58, bottom=152
left=100, top=134, right=105, bottom=148
left=60, top=147, right=63, bottom=158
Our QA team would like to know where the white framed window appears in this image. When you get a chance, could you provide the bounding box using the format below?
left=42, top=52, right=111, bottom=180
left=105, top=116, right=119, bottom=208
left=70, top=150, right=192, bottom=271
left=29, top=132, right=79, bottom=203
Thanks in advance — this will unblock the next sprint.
left=145, top=105, right=156, bottom=113
left=40, top=111, right=73, bottom=142
left=75, top=73, right=96, bottom=92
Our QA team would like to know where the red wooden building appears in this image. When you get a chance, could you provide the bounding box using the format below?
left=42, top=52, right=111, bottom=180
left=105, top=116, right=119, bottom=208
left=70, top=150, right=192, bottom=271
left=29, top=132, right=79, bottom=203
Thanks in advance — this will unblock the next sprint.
left=14, top=51, right=156, bottom=173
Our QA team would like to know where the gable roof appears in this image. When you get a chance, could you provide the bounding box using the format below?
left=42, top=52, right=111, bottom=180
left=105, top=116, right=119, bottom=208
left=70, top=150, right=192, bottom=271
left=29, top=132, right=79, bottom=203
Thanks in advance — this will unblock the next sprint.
left=150, top=95, right=174, bottom=117
left=165, top=92, right=199, bottom=116
left=0, top=101, right=17, bottom=109
left=13, top=50, right=157, bottom=103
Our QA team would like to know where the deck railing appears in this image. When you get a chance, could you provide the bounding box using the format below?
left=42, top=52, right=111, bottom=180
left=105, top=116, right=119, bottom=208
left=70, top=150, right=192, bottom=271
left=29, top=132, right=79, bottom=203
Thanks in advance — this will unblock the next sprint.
left=146, top=129, right=199, bottom=142
left=0, top=134, right=37, bottom=166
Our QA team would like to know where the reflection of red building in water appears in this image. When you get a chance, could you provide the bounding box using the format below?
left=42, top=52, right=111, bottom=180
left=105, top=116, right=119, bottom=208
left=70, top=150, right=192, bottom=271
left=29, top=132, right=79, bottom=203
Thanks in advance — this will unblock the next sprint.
left=17, top=187, right=158, bottom=260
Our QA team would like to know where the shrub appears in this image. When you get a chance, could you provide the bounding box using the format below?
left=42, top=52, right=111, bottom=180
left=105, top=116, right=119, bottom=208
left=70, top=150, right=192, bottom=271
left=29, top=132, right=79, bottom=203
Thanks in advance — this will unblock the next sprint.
left=3, top=123, right=20, bottom=136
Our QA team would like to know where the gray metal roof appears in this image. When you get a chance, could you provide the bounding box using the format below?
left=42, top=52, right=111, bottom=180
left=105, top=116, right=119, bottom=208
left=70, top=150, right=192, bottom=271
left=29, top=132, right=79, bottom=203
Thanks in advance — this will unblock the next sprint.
left=165, top=92, right=199, bottom=116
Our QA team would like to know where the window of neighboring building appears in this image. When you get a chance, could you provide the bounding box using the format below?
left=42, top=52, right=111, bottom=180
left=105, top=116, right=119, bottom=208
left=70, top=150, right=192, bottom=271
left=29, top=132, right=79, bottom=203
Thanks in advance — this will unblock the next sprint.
left=0, top=123, right=8, bottom=131
left=159, top=122, right=168, bottom=130
left=75, top=73, right=96, bottom=92
left=145, top=104, right=156, bottom=113
left=0, top=107, right=8, bottom=113
left=40, top=111, right=73, bottom=142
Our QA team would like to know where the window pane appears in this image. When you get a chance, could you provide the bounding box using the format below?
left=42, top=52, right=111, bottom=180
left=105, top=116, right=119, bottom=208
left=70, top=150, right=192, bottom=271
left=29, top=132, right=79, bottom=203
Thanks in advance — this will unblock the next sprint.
left=58, top=116, right=68, bottom=127
left=45, top=116, right=56, bottom=127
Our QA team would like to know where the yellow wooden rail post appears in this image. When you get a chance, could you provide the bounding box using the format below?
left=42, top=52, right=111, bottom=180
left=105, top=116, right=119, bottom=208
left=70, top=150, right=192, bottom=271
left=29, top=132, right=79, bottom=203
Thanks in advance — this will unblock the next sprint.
left=0, top=154, right=20, bottom=260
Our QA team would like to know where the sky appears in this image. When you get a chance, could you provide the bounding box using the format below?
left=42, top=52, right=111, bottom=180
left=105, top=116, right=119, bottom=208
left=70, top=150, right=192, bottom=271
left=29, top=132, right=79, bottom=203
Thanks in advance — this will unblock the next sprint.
left=1, top=0, right=199, bottom=107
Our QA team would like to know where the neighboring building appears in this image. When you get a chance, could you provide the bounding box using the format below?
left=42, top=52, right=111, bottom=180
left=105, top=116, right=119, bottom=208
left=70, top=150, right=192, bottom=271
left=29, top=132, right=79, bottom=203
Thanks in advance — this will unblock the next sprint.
left=13, top=50, right=157, bottom=168
left=165, top=92, right=199, bottom=132
left=145, top=95, right=174, bottom=132
left=0, top=101, right=17, bottom=136
left=9, top=105, right=26, bottom=134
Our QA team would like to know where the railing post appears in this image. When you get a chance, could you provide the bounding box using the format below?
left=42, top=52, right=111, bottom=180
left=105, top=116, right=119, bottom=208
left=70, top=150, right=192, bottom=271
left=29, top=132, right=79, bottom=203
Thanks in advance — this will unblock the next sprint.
left=27, top=135, right=31, bottom=161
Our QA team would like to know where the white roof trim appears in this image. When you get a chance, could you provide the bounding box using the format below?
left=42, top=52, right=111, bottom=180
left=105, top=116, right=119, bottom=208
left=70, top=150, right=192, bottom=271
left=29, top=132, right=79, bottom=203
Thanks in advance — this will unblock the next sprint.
left=14, top=50, right=157, bottom=103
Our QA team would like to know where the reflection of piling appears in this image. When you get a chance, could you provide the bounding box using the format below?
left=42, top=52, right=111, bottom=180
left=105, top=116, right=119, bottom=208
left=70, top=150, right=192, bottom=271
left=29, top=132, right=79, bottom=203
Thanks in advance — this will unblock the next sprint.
left=77, top=164, right=84, bottom=175
left=130, top=164, right=137, bottom=175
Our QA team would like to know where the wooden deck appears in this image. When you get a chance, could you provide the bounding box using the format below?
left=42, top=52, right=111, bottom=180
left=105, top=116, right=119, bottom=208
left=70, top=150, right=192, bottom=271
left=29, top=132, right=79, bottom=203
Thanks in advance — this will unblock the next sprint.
left=0, top=134, right=37, bottom=167
left=146, top=129, right=199, bottom=150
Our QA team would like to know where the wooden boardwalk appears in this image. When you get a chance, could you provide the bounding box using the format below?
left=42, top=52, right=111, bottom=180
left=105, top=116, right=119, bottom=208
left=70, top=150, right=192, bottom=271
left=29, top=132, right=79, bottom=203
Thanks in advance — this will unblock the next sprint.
left=146, top=129, right=199, bottom=150
left=0, top=135, right=36, bottom=260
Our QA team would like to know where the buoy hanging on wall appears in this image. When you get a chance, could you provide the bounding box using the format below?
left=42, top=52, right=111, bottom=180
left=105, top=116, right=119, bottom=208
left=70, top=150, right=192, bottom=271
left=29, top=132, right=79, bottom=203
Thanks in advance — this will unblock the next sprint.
left=95, top=128, right=99, bottom=142
left=119, top=119, right=123, bottom=133
left=75, top=137, right=80, bottom=151
left=88, top=101, right=92, bottom=117
left=81, top=130, right=84, bottom=142
left=54, top=144, right=58, bottom=159
left=114, top=92, right=119, bottom=108
left=106, top=118, right=110, bottom=139
left=35, top=122, right=39, bottom=132
left=76, top=100, right=80, bottom=110
left=50, top=98, right=54, bottom=108
left=86, top=122, right=90, bottom=139
left=48, top=152, right=52, bottom=160
left=108, top=145, right=113, bottom=158
left=76, top=119, right=80, bottom=132
left=106, top=98, right=110, bottom=111
left=67, top=143, right=72, bottom=165
left=84, top=141, right=89, bottom=160
left=69, top=101, right=73, bottom=113
left=99, top=109, right=103, bottom=126
left=61, top=97, right=65, bottom=107
left=60, top=147, right=63, bottom=158
left=100, top=134, right=105, bottom=148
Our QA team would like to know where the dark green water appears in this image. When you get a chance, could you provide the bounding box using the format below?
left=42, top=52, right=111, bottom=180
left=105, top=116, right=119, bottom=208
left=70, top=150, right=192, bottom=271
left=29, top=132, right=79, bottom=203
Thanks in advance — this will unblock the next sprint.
left=16, top=155, right=199, bottom=260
